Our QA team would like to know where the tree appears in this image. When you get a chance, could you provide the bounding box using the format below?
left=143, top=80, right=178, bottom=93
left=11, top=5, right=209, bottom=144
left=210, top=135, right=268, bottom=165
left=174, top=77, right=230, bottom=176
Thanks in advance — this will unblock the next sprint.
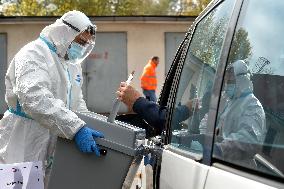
left=189, top=8, right=230, bottom=68
left=1, top=0, right=210, bottom=16
left=169, top=0, right=211, bottom=16
left=1, top=0, right=49, bottom=16
left=1, top=0, right=114, bottom=16
left=109, top=0, right=172, bottom=16
left=228, top=28, right=252, bottom=64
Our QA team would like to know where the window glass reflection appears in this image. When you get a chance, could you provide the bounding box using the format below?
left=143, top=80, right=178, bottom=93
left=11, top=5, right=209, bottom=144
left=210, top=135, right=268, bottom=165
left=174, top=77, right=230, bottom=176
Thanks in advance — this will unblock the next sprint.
left=213, top=0, right=284, bottom=179
left=170, top=0, right=235, bottom=156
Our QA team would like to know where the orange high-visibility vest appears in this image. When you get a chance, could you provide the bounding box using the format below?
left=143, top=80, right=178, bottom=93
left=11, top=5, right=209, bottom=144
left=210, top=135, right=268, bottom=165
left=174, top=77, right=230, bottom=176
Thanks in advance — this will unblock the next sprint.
left=140, top=60, right=157, bottom=90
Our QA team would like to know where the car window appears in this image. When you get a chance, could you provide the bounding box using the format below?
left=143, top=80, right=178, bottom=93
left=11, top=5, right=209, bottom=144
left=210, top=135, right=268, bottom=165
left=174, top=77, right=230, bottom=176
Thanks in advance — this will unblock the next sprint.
left=213, top=0, right=284, bottom=179
left=170, top=0, right=235, bottom=156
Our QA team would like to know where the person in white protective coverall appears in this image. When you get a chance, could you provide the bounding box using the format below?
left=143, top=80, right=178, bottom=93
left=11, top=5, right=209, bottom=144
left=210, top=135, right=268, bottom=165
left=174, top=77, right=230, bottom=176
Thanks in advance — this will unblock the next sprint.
left=0, top=10, right=104, bottom=185
left=213, top=60, right=266, bottom=164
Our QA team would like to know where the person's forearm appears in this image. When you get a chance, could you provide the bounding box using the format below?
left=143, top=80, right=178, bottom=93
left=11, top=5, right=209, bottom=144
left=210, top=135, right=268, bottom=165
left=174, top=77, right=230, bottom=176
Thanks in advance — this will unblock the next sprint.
left=133, top=97, right=166, bottom=130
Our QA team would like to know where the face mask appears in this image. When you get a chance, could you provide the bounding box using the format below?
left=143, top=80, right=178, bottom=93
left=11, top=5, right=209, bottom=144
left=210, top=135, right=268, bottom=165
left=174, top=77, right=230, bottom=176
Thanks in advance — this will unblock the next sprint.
left=67, top=42, right=85, bottom=60
left=225, top=84, right=235, bottom=99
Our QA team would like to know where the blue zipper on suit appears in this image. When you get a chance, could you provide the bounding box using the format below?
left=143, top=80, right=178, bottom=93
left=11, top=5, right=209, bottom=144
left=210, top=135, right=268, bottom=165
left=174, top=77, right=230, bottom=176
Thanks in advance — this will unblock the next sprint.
left=67, top=69, right=72, bottom=110
left=39, top=35, right=57, bottom=53
left=8, top=100, right=33, bottom=119
left=40, top=35, right=72, bottom=109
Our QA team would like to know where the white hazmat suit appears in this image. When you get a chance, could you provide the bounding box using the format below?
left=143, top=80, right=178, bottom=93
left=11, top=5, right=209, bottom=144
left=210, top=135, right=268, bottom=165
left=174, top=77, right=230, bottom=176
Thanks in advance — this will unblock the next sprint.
left=215, top=60, right=266, bottom=161
left=0, top=10, right=96, bottom=179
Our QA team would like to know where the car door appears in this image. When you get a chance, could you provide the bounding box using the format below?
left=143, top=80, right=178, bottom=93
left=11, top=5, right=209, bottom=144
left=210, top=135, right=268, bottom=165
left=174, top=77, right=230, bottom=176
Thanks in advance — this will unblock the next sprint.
left=157, top=0, right=284, bottom=189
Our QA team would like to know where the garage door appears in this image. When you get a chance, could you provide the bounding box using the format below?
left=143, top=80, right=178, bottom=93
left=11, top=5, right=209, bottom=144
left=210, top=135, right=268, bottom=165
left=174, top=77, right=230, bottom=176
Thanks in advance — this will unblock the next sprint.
left=165, top=32, right=185, bottom=75
left=82, top=32, right=127, bottom=113
left=0, top=33, right=7, bottom=116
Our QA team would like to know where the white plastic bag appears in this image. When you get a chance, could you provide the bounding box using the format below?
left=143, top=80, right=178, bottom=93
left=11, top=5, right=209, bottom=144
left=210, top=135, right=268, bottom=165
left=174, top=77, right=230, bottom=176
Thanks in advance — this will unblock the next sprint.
left=0, top=161, right=44, bottom=189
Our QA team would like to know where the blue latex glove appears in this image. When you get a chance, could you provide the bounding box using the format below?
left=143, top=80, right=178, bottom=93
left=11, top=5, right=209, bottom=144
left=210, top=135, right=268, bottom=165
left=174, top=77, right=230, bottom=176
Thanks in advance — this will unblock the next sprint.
left=74, top=126, right=104, bottom=156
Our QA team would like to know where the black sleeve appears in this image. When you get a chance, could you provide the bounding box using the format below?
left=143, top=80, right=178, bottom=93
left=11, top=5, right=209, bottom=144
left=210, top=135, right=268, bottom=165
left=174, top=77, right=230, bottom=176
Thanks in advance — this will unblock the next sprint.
left=172, top=105, right=190, bottom=123
left=133, top=97, right=167, bottom=130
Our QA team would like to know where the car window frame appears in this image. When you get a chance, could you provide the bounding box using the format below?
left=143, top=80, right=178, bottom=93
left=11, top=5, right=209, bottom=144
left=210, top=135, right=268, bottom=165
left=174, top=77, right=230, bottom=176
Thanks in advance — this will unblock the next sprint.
left=162, top=0, right=224, bottom=145
left=210, top=0, right=284, bottom=186
left=201, top=0, right=244, bottom=165
left=158, top=0, right=224, bottom=108
left=158, top=0, right=223, bottom=109
left=161, top=0, right=244, bottom=164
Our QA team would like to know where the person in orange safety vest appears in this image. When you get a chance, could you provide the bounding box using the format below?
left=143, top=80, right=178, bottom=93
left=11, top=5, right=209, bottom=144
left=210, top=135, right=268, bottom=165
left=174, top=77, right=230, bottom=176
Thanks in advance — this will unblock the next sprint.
left=140, top=56, right=159, bottom=102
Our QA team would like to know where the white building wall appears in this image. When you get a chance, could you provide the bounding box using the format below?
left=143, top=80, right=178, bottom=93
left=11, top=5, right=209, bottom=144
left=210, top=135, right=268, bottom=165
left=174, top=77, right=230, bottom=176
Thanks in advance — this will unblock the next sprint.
left=0, top=19, right=192, bottom=97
